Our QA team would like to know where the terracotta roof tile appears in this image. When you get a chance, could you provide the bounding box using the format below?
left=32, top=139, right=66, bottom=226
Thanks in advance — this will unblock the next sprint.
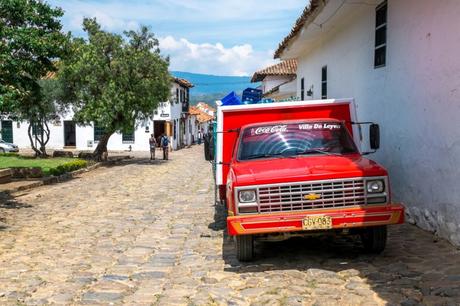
left=197, top=112, right=213, bottom=123
left=274, top=0, right=324, bottom=59
left=189, top=106, right=201, bottom=115
left=196, top=102, right=216, bottom=112
left=174, top=77, right=194, bottom=88
left=251, top=59, right=297, bottom=82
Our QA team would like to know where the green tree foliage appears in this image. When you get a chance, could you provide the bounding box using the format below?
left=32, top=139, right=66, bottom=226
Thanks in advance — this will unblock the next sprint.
left=0, top=0, right=68, bottom=156
left=59, top=18, right=171, bottom=160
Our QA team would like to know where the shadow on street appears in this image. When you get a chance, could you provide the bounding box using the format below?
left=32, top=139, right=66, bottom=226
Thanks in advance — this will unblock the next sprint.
left=209, top=201, right=460, bottom=305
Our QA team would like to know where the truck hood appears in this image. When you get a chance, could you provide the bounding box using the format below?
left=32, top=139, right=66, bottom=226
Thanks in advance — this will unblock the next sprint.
left=232, top=154, right=387, bottom=186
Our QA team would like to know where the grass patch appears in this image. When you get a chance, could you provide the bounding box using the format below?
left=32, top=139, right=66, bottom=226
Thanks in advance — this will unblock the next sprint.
left=0, top=155, right=87, bottom=176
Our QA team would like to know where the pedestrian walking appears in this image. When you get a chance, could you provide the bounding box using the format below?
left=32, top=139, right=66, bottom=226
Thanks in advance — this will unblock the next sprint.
left=160, top=133, right=170, bottom=160
left=149, top=133, right=156, bottom=160
left=198, top=130, right=202, bottom=145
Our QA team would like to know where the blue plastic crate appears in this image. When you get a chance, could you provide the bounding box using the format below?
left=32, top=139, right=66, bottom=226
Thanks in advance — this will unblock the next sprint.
left=242, top=88, right=262, bottom=104
left=221, top=91, right=242, bottom=106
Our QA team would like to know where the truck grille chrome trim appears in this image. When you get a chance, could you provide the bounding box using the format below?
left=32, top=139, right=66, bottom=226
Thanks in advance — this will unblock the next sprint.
left=257, top=178, right=366, bottom=213
left=234, top=177, right=389, bottom=214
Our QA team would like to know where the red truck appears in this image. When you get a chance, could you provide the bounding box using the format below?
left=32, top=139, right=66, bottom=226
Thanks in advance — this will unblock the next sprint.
left=205, top=99, right=404, bottom=261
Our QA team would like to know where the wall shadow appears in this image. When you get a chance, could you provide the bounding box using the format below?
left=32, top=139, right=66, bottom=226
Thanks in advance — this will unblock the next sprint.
left=209, top=203, right=460, bottom=305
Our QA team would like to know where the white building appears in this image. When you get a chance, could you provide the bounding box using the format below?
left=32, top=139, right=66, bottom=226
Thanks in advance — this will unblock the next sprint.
left=276, top=0, right=460, bottom=245
left=190, top=105, right=214, bottom=137
left=0, top=77, right=194, bottom=152
left=196, top=102, right=216, bottom=117
left=251, top=59, right=297, bottom=100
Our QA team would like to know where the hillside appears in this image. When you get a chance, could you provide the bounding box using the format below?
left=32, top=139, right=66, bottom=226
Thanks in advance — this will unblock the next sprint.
left=171, top=71, right=259, bottom=104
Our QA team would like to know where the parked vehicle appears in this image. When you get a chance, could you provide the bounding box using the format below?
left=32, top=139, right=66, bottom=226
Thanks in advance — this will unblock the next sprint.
left=0, top=139, right=19, bottom=153
left=205, top=99, right=404, bottom=261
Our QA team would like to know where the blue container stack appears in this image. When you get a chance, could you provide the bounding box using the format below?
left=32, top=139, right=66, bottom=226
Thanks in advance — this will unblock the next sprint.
left=220, top=91, right=242, bottom=106
left=242, top=88, right=262, bottom=104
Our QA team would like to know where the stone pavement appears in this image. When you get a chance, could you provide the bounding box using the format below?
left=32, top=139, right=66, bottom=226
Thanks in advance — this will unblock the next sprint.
left=1, top=145, right=460, bottom=305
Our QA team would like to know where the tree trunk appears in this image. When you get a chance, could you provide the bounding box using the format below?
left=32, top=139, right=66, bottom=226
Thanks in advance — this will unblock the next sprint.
left=92, top=132, right=113, bottom=161
left=27, top=119, right=50, bottom=158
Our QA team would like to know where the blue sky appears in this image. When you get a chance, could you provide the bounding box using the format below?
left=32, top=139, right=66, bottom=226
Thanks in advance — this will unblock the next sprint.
left=48, top=0, right=307, bottom=76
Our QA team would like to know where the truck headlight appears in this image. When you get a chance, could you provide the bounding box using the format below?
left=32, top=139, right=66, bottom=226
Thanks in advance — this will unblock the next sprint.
left=367, top=180, right=384, bottom=193
left=238, top=189, right=257, bottom=203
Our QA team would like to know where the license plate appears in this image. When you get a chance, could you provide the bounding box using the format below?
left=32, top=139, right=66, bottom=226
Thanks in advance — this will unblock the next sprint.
left=302, top=215, right=332, bottom=230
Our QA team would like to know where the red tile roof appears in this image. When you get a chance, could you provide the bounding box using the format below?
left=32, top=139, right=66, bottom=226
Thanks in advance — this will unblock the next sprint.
left=197, top=102, right=216, bottom=113
left=274, top=0, right=324, bottom=59
left=190, top=105, right=214, bottom=123
left=251, top=59, right=297, bottom=82
left=174, top=77, right=194, bottom=88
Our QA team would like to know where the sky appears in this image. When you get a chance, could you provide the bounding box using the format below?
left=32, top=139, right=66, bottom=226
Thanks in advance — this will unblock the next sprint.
left=47, top=0, right=307, bottom=76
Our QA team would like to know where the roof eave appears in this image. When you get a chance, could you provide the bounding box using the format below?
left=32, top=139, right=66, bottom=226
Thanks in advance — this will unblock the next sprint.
left=274, top=0, right=327, bottom=59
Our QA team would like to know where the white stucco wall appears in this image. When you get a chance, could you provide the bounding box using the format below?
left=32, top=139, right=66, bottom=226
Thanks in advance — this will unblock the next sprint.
left=290, top=0, right=460, bottom=244
left=1, top=81, right=194, bottom=152
left=262, top=75, right=292, bottom=93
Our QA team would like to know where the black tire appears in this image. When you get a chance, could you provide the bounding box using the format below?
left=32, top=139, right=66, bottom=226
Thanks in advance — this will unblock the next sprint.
left=236, top=235, right=254, bottom=261
left=0, top=148, right=4, bottom=153
left=360, top=225, right=387, bottom=253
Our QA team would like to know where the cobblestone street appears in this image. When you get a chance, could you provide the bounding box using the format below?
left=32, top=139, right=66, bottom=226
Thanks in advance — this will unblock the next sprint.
left=1, top=145, right=460, bottom=305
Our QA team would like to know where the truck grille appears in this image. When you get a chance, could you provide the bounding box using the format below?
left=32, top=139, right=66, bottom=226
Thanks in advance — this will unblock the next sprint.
left=257, top=178, right=366, bottom=213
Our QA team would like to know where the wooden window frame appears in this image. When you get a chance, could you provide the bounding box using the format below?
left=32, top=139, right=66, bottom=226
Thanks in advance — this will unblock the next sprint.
left=321, top=66, right=327, bottom=100
left=374, top=1, right=387, bottom=68
left=301, top=77, right=305, bottom=100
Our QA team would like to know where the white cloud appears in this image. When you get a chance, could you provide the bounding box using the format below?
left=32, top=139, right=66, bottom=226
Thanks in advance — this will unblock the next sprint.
left=159, top=36, right=276, bottom=76
left=69, top=12, right=139, bottom=33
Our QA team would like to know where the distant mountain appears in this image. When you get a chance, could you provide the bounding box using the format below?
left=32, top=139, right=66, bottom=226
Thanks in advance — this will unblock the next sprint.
left=171, top=71, right=259, bottom=104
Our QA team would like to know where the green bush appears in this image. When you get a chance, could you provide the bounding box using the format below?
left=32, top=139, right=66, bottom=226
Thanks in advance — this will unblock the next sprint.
left=49, top=159, right=88, bottom=176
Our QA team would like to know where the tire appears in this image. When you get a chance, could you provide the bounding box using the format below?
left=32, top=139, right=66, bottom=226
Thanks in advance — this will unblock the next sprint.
left=236, top=235, right=254, bottom=261
left=0, top=148, right=5, bottom=153
left=360, top=225, right=387, bottom=253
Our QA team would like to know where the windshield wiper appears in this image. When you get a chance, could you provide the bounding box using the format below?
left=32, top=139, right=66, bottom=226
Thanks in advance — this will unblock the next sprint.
left=245, top=152, right=297, bottom=160
left=296, top=149, right=340, bottom=156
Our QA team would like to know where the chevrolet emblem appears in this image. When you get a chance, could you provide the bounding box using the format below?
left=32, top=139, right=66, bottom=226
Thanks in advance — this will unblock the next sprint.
left=304, top=193, right=321, bottom=200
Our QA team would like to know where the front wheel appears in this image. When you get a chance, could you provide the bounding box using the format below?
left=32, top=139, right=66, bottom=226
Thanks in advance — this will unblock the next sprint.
left=0, top=148, right=4, bottom=153
left=360, top=225, right=387, bottom=253
left=236, top=235, right=254, bottom=261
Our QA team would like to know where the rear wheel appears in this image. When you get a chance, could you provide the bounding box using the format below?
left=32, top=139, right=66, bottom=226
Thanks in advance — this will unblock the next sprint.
left=236, top=235, right=254, bottom=261
left=360, top=225, right=387, bottom=253
left=0, top=148, right=5, bottom=153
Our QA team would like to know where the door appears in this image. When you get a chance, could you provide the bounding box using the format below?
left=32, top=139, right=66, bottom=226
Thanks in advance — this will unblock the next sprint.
left=1, top=120, right=13, bottom=143
left=154, top=120, right=165, bottom=147
left=64, top=121, right=76, bottom=147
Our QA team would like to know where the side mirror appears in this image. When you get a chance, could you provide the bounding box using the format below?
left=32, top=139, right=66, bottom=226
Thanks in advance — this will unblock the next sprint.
left=204, top=134, right=214, bottom=161
left=370, top=123, right=380, bottom=150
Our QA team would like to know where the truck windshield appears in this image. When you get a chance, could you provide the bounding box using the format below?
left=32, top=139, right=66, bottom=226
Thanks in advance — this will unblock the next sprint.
left=238, top=121, right=358, bottom=160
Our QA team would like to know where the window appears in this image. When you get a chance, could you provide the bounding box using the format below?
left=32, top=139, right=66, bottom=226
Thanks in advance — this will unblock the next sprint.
left=321, top=66, right=327, bottom=99
left=32, top=122, right=43, bottom=136
left=374, top=1, right=387, bottom=68
left=176, top=88, right=179, bottom=103
left=301, top=78, right=305, bottom=100
left=173, top=120, right=177, bottom=140
left=122, top=127, right=135, bottom=143
left=94, top=123, right=105, bottom=142
left=238, top=121, right=358, bottom=160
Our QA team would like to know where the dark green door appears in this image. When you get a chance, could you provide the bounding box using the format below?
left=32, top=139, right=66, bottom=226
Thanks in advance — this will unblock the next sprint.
left=1, top=120, right=13, bottom=143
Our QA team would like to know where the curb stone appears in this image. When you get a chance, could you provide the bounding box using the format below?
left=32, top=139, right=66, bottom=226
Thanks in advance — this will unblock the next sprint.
left=0, top=155, right=132, bottom=196
left=0, top=162, right=104, bottom=196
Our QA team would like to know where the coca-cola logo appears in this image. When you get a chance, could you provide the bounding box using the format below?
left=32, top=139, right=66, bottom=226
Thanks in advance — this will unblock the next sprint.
left=252, top=125, right=287, bottom=135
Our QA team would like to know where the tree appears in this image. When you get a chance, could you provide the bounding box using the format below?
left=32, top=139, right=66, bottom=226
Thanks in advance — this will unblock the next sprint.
left=59, top=18, right=171, bottom=160
left=0, top=0, right=68, bottom=156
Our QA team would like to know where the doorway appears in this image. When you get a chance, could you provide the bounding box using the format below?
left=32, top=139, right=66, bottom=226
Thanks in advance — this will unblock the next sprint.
left=64, top=121, right=76, bottom=147
left=154, top=120, right=165, bottom=146
left=1, top=120, right=13, bottom=143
